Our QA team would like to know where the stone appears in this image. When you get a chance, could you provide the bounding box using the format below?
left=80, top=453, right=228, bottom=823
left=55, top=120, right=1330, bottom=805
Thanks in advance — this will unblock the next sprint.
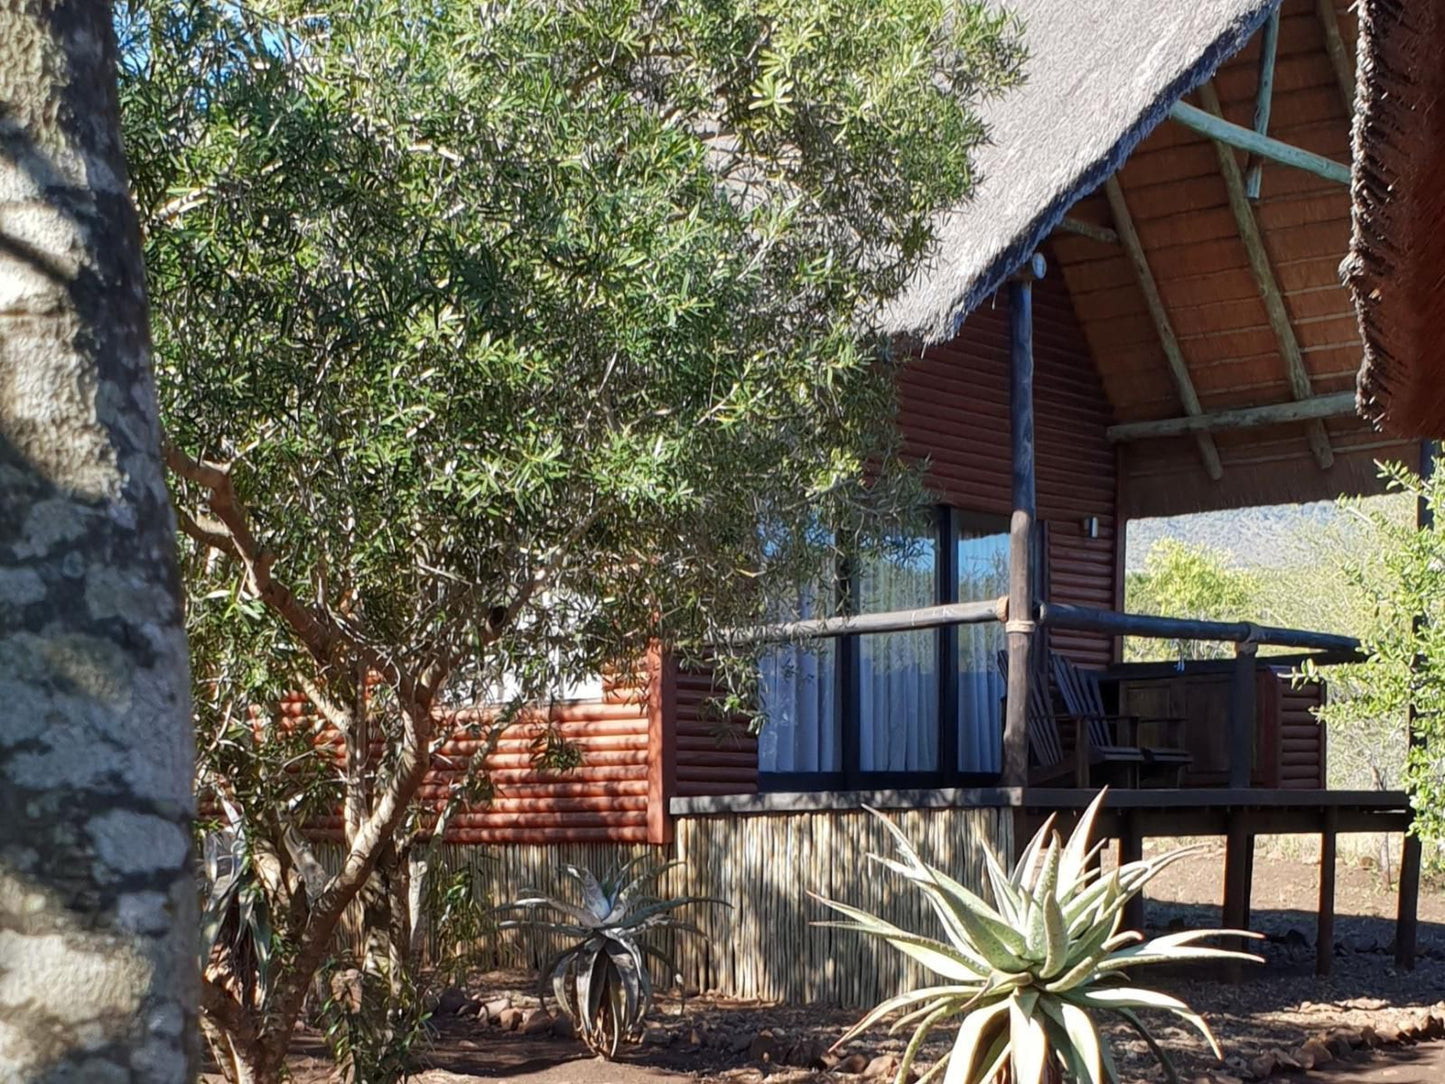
left=1297, top=1039, right=1332, bottom=1068
left=783, top=1037, right=829, bottom=1069
left=497, top=1007, right=523, bottom=1032
left=687, top=1027, right=704, bottom=1047
left=1247, top=1052, right=1277, bottom=1079
left=482, top=996, right=512, bottom=1021
left=1373, top=1024, right=1403, bottom=1046
left=522, top=1009, right=553, bottom=1035
left=643, top=1024, right=673, bottom=1047
left=864, top=1053, right=901, bottom=1079
left=1325, top=1027, right=1363, bottom=1055
left=436, top=987, right=471, bottom=1016
left=728, top=1032, right=755, bottom=1054
left=748, top=1031, right=780, bottom=1063
left=551, top=1015, right=575, bottom=1040
left=838, top=1052, right=870, bottom=1074
left=1269, top=1049, right=1302, bottom=1072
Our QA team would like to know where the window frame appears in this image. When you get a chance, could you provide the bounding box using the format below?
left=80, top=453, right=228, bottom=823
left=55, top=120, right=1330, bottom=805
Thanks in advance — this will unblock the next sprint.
left=758, top=504, right=1031, bottom=793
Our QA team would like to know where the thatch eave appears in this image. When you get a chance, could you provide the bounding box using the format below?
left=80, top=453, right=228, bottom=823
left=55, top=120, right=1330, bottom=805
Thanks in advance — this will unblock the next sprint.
left=1346, top=0, right=1445, bottom=438
left=881, top=0, right=1277, bottom=346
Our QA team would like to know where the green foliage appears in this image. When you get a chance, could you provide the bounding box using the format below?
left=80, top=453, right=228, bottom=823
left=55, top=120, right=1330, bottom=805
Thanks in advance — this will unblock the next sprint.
left=1299, top=462, right=1445, bottom=842
left=200, top=799, right=274, bottom=1009
left=320, top=963, right=431, bottom=1084
left=119, top=0, right=1026, bottom=716
left=814, top=792, right=1260, bottom=1084
left=117, top=0, right=1024, bottom=1069
left=499, top=860, right=726, bottom=1059
left=1124, top=540, right=1258, bottom=662
left=426, top=865, right=497, bottom=988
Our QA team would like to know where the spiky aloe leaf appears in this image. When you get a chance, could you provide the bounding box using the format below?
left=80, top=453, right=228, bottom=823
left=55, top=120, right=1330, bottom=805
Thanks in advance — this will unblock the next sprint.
left=943, top=998, right=1008, bottom=1084
left=1009, top=992, right=1048, bottom=1084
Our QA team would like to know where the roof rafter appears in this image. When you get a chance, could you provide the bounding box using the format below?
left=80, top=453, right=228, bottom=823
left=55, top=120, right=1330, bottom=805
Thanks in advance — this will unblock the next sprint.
left=1168, top=101, right=1351, bottom=184
left=1106, top=391, right=1356, bottom=442
left=1243, top=5, right=1281, bottom=198
left=1314, top=0, right=1356, bottom=115
left=1103, top=176, right=1224, bottom=481
left=1198, top=81, right=1335, bottom=471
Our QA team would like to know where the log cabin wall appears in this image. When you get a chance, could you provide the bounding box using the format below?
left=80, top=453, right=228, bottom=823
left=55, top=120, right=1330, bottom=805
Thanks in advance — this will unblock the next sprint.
left=897, top=269, right=1121, bottom=668
left=296, top=668, right=658, bottom=847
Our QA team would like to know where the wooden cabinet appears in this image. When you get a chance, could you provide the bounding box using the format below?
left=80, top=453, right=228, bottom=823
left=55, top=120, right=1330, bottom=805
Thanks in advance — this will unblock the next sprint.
left=1117, top=665, right=1326, bottom=788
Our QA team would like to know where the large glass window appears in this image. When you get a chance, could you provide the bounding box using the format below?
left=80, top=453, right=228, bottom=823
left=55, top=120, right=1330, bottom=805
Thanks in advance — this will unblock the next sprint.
left=858, top=534, right=939, bottom=772
left=756, top=508, right=1018, bottom=786
left=757, top=578, right=840, bottom=773
left=956, top=524, right=1010, bottom=773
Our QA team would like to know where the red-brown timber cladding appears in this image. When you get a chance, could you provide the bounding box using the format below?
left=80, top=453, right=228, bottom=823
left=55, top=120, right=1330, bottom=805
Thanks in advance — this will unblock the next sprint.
left=294, top=667, right=656, bottom=847
left=897, top=271, right=1120, bottom=669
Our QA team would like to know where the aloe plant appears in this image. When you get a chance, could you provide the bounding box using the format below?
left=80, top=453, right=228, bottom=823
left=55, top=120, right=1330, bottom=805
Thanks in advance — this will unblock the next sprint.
left=814, top=790, right=1262, bottom=1084
left=500, top=859, right=726, bottom=1058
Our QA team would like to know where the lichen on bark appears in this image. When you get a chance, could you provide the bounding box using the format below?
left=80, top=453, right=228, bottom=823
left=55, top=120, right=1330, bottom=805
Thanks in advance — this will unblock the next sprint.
left=0, top=0, right=196, bottom=1079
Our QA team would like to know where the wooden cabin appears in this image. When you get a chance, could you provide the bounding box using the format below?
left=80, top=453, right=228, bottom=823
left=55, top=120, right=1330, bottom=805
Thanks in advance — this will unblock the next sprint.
left=402, top=0, right=1428, bottom=1004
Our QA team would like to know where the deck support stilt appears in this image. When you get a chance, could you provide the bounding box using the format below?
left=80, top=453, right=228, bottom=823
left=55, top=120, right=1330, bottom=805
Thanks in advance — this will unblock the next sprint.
left=1229, top=642, right=1258, bottom=788
left=1003, top=253, right=1046, bottom=788
left=1317, top=806, right=1337, bottom=976
left=1120, top=811, right=1144, bottom=933
left=1397, top=830, right=1421, bottom=970
left=1223, top=813, right=1252, bottom=983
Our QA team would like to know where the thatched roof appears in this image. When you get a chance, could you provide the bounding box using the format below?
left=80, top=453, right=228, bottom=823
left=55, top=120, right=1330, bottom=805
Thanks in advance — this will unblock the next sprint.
left=1346, top=0, right=1445, bottom=437
left=881, top=0, right=1277, bottom=343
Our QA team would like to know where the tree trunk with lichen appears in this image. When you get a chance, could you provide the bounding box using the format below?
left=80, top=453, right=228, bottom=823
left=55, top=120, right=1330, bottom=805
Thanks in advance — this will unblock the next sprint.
left=0, top=0, right=196, bottom=1079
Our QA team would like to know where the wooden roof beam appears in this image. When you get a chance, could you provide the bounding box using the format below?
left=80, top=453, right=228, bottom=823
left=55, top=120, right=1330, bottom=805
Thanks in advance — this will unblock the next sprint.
left=1314, top=0, right=1356, bottom=115
left=1103, top=176, right=1224, bottom=481
left=1199, top=81, right=1335, bottom=471
left=1243, top=6, right=1281, bottom=199
left=1106, top=391, right=1356, bottom=443
left=1168, top=101, right=1351, bottom=184
left=1055, top=216, right=1119, bottom=245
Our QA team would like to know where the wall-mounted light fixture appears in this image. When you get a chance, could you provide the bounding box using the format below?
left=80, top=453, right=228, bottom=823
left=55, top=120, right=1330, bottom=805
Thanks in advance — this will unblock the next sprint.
left=1082, top=515, right=1100, bottom=539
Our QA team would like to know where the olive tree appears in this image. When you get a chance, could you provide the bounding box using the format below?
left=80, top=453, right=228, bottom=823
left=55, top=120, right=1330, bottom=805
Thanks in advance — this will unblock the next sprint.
left=118, top=0, right=1024, bottom=1079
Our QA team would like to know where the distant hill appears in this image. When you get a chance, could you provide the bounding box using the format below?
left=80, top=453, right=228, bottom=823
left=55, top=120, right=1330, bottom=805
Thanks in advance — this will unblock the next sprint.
left=1125, top=494, right=1412, bottom=573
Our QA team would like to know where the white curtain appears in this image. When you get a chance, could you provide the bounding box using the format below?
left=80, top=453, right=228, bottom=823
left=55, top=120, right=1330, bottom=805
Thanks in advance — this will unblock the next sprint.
left=957, top=530, right=1009, bottom=773
left=758, top=584, right=839, bottom=773
left=858, top=537, right=939, bottom=772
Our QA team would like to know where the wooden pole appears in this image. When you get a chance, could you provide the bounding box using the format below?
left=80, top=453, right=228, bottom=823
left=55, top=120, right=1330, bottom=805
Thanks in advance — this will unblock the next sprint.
left=1168, top=101, right=1351, bottom=184
left=1223, top=812, right=1252, bottom=983
left=1106, top=391, right=1355, bottom=443
left=1038, top=602, right=1360, bottom=653
left=1315, top=0, right=1356, bottom=116
left=725, top=597, right=1005, bottom=645
left=1396, top=440, right=1435, bottom=969
left=1003, top=253, right=1046, bottom=788
left=1120, top=812, right=1145, bottom=934
left=1317, top=805, right=1337, bottom=976
left=1244, top=6, right=1281, bottom=199
left=1056, top=217, right=1119, bottom=245
left=1197, top=82, right=1333, bottom=471
left=1104, top=177, right=1224, bottom=481
left=1229, top=642, right=1258, bottom=789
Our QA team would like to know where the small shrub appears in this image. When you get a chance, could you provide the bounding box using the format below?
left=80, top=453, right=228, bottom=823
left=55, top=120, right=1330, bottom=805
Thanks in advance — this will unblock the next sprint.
left=814, top=790, right=1261, bottom=1084
left=500, top=859, right=726, bottom=1058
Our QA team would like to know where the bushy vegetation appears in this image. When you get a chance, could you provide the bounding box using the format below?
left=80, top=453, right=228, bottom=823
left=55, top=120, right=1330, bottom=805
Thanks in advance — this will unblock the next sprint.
left=499, top=859, right=724, bottom=1058
left=116, top=0, right=1025, bottom=1076
left=815, top=792, right=1259, bottom=1084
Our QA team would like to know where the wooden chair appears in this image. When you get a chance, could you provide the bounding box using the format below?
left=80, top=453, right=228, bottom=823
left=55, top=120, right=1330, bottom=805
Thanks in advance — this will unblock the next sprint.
left=1050, top=653, right=1192, bottom=785
left=996, top=650, right=1116, bottom=786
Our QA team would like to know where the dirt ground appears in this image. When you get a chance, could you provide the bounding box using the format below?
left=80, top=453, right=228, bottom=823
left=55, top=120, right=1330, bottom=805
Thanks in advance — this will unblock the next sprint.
left=224, top=839, right=1445, bottom=1084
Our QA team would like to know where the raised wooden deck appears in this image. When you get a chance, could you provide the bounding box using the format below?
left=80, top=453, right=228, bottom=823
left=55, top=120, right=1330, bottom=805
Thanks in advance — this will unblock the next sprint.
left=669, top=785, right=1420, bottom=976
